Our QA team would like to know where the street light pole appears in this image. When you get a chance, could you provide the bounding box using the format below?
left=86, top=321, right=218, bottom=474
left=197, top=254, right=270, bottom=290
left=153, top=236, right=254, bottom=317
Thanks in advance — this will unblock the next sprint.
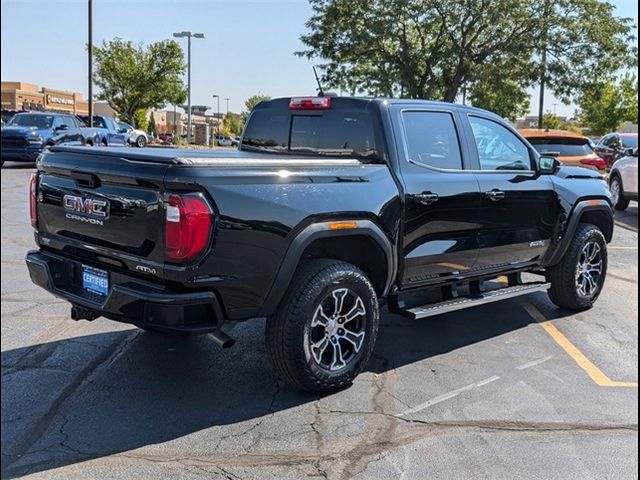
left=173, top=31, right=205, bottom=143
left=225, top=97, right=230, bottom=116
left=88, top=0, right=93, bottom=127
left=212, top=94, right=220, bottom=136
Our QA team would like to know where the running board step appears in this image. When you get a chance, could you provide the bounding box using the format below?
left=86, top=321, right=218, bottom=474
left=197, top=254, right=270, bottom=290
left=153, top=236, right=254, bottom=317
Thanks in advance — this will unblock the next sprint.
left=402, top=282, right=550, bottom=320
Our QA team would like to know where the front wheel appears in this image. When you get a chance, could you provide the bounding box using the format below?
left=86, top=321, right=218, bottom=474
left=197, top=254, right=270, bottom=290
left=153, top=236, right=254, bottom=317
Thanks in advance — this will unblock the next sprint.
left=266, top=260, right=379, bottom=392
left=546, top=223, right=608, bottom=310
left=135, top=136, right=147, bottom=148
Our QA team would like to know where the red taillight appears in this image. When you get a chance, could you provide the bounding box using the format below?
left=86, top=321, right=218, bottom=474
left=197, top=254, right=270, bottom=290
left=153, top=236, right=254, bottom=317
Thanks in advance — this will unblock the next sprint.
left=29, top=173, right=38, bottom=229
left=289, top=96, right=331, bottom=110
left=580, top=156, right=607, bottom=171
left=164, top=193, right=213, bottom=263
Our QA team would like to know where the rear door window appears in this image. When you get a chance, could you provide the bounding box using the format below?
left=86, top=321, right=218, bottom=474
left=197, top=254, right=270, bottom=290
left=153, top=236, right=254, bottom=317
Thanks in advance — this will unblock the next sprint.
left=401, top=111, right=463, bottom=170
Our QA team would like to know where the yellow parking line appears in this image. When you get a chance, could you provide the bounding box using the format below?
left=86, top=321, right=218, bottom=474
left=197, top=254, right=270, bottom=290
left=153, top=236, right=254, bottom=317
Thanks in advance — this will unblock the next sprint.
left=519, top=299, right=638, bottom=388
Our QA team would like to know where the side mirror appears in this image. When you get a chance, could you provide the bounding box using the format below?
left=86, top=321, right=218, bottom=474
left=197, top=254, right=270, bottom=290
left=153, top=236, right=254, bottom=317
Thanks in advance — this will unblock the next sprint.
left=623, top=147, right=636, bottom=157
left=538, top=156, right=560, bottom=175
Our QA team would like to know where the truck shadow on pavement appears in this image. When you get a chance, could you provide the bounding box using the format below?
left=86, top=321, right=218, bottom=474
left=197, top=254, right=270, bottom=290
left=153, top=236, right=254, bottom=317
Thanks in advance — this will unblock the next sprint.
left=614, top=205, right=638, bottom=232
left=2, top=298, right=541, bottom=477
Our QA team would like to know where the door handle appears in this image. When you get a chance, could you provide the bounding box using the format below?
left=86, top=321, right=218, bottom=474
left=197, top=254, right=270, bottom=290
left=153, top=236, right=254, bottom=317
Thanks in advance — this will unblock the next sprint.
left=484, top=189, right=505, bottom=202
left=412, top=192, right=439, bottom=205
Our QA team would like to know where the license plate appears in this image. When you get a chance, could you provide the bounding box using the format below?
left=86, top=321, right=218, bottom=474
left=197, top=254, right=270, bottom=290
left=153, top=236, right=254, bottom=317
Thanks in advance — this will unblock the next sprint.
left=82, top=265, right=109, bottom=296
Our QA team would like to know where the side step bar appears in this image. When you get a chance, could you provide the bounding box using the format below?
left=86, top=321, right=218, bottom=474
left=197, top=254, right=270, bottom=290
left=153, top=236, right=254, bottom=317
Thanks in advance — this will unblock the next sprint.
left=401, top=282, right=550, bottom=320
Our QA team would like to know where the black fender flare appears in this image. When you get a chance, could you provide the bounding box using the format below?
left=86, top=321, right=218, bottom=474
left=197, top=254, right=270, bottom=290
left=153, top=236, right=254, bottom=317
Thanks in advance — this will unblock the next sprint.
left=545, top=199, right=613, bottom=266
left=259, top=219, right=396, bottom=316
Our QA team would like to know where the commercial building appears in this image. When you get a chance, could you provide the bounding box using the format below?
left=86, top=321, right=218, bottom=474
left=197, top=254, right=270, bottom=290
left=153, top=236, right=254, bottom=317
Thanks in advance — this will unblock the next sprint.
left=1, top=81, right=89, bottom=115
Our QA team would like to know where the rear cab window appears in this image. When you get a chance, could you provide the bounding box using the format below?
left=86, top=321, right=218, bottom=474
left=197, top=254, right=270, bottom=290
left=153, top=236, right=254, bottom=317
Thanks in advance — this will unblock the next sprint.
left=527, top=137, right=593, bottom=156
left=241, top=97, right=385, bottom=162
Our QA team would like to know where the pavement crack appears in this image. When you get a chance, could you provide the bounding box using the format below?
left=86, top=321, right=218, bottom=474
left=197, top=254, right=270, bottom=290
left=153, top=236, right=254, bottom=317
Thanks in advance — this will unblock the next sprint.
left=2, top=330, right=140, bottom=472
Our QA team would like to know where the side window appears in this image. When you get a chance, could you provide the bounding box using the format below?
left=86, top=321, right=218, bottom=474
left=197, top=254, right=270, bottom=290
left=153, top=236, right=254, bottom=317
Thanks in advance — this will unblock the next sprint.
left=402, top=111, right=463, bottom=170
left=52, top=116, right=64, bottom=129
left=469, top=116, right=532, bottom=171
left=63, top=116, right=76, bottom=129
left=602, top=135, right=614, bottom=147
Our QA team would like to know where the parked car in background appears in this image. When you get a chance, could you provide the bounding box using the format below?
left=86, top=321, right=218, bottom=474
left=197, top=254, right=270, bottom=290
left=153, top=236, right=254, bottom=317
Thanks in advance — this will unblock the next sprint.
left=594, top=132, right=638, bottom=168
left=231, top=136, right=241, bottom=147
left=117, top=120, right=148, bottom=148
left=1, top=112, right=93, bottom=165
left=1, top=109, right=22, bottom=127
left=158, top=132, right=175, bottom=144
left=77, top=115, right=128, bottom=147
left=215, top=135, right=234, bottom=146
left=608, top=148, right=638, bottom=211
left=519, top=129, right=606, bottom=172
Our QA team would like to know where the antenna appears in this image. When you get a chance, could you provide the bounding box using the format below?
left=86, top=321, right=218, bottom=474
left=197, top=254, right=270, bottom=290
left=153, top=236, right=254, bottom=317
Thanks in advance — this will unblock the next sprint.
left=313, top=66, right=325, bottom=97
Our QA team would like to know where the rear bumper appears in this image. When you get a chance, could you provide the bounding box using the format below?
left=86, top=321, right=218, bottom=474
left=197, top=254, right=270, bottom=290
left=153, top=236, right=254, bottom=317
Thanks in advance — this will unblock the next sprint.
left=25, top=250, right=227, bottom=334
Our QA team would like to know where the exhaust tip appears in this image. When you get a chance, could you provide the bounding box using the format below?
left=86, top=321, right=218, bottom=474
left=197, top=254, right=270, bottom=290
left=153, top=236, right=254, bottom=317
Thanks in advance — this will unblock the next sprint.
left=208, top=331, right=235, bottom=349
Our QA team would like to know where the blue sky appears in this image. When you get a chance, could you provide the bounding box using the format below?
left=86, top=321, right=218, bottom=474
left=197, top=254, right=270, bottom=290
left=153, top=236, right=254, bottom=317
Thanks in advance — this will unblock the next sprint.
left=1, top=0, right=637, bottom=117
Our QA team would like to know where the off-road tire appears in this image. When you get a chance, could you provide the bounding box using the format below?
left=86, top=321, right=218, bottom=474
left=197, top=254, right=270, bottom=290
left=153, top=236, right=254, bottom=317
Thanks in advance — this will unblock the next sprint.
left=546, top=223, right=607, bottom=310
left=266, top=259, right=379, bottom=393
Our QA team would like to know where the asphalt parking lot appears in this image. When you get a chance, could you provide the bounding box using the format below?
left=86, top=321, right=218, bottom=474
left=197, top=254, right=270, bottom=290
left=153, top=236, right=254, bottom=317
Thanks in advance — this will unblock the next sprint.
left=1, top=162, right=638, bottom=479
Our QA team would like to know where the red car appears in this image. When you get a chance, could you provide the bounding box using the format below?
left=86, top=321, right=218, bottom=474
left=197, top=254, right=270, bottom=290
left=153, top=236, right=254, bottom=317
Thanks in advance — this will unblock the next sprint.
left=594, top=132, right=638, bottom=168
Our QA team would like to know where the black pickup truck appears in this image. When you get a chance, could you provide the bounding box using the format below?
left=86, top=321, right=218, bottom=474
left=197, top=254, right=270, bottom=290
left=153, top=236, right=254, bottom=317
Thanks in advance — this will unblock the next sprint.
left=26, top=96, right=614, bottom=392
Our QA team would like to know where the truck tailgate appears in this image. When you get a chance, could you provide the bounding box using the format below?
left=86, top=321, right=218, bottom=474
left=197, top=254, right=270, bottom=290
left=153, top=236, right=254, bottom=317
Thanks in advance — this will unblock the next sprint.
left=36, top=149, right=169, bottom=274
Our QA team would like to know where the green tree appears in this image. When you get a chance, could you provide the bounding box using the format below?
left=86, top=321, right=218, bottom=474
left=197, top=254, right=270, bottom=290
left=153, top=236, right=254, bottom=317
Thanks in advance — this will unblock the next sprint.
left=148, top=112, right=158, bottom=136
left=133, top=109, right=148, bottom=131
left=542, top=112, right=564, bottom=130
left=224, top=114, right=244, bottom=136
left=245, top=93, right=271, bottom=114
left=467, top=59, right=531, bottom=120
left=576, top=74, right=639, bottom=135
left=93, top=38, right=187, bottom=125
left=298, top=0, right=636, bottom=119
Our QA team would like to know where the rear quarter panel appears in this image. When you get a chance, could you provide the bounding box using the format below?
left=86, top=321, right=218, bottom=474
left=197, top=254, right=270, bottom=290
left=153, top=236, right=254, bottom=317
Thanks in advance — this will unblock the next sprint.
left=163, top=162, right=400, bottom=318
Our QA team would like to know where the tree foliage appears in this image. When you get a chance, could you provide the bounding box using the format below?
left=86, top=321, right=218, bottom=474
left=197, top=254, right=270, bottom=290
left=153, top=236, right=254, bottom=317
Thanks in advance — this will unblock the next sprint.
left=133, top=109, right=148, bottom=131
left=576, top=74, right=639, bottom=135
left=93, top=38, right=187, bottom=125
left=224, top=114, right=244, bottom=136
left=244, top=93, right=271, bottom=114
left=298, top=0, right=636, bottom=119
left=148, top=112, right=158, bottom=135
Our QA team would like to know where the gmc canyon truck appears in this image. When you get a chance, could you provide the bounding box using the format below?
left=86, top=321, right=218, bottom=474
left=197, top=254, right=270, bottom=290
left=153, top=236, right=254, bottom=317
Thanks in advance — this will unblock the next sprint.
left=26, top=96, right=614, bottom=392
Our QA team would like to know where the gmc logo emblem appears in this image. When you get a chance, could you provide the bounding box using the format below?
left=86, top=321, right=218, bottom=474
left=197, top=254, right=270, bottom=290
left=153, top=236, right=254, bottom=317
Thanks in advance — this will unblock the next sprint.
left=63, top=195, right=109, bottom=218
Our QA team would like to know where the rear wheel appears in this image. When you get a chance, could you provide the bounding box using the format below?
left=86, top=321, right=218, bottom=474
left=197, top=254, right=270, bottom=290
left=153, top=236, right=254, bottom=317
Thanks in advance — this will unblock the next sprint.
left=136, top=135, right=147, bottom=148
left=266, top=260, right=379, bottom=392
left=609, top=175, right=630, bottom=211
left=546, top=223, right=607, bottom=310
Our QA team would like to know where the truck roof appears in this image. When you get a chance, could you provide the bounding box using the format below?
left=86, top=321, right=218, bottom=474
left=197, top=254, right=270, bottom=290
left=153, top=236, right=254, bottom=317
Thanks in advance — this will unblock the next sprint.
left=259, top=96, right=503, bottom=119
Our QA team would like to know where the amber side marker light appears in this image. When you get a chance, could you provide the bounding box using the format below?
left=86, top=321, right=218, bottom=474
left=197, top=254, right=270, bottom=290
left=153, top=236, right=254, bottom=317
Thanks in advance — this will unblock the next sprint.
left=328, top=221, right=358, bottom=230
